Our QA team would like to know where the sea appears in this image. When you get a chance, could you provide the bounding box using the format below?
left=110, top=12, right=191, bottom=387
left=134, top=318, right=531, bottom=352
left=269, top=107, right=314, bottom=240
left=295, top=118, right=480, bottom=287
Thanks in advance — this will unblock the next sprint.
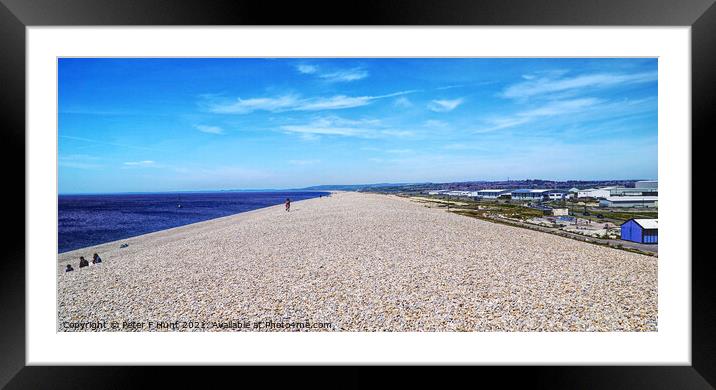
left=58, top=191, right=329, bottom=253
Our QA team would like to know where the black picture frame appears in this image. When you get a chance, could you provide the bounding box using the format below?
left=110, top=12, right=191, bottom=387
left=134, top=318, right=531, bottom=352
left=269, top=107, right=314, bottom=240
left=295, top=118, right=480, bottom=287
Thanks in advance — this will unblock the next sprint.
left=1, top=0, right=713, bottom=388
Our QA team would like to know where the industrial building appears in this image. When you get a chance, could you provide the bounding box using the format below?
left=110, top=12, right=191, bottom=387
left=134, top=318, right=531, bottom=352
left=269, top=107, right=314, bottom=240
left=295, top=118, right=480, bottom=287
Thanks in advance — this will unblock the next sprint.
left=511, top=189, right=572, bottom=201
left=599, top=196, right=658, bottom=208
left=577, top=185, right=658, bottom=199
left=547, top=190, right=572, bottom=200
left=476, top=189, right=509, bottom=199
left=620, top=219, right=658, bottom=244
left=449, top=191, right=473, bottom=197
left=437, top=191, right=475, bottom=197
left=610, top=187, right=658, bottom=197
left=577, top=187, right=616, bottom=199
left=511, top=189, right=551, bottom=201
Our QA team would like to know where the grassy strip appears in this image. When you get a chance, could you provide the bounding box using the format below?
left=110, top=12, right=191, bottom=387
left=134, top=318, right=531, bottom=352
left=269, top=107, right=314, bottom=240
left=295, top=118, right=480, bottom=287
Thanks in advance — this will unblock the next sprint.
left=413, top=195, right=657, bottom=223
left=450, top=210, right=657, bottom=257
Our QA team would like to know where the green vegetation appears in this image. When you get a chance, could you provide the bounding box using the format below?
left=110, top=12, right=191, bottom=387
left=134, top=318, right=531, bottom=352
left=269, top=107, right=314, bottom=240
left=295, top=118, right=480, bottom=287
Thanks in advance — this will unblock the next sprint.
left=587, top=210, right=658, bottom=221
left=406, top=193, right=658, bottom=257
left=412, top=196, right=544, bottom=221
left=411, top=194, right=657, bottom=224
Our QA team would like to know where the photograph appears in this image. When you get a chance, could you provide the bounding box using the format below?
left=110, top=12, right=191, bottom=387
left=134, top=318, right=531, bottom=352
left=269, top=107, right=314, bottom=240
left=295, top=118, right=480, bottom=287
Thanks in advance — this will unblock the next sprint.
left=2, top=0, right=709, bottom=383
left=57, top=57, right=658, bottom=332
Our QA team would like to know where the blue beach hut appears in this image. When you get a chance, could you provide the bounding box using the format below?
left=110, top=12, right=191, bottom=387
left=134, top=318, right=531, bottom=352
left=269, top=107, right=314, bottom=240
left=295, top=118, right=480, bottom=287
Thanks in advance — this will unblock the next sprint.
left=620, top=219, right=658, bottom=244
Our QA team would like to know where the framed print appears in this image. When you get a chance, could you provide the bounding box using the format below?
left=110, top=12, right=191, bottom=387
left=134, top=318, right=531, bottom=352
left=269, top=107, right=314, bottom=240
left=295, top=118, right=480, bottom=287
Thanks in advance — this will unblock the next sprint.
left=1, top=0, right=715, bottom=388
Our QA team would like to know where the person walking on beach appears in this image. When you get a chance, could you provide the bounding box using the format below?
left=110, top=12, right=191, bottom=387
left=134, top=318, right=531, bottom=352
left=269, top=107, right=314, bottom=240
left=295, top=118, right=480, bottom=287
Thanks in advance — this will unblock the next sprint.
left=285, top=198, right=291, bottom=212
left=92, top=253, right=102, bottom=264
left=79, top=256, right=89, bottom=268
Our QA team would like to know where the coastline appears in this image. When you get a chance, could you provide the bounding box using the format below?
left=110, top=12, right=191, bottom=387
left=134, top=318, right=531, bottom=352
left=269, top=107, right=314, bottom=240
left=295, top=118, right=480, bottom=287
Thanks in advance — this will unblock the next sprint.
left=58, top=191, right=657, bottom=332
left=58, top=191, right=333, bottom=258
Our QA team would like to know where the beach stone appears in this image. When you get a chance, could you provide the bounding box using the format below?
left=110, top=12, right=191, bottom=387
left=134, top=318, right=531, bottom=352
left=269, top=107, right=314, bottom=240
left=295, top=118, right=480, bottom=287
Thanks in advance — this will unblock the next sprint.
left=57, top=192, right=657, bottom=332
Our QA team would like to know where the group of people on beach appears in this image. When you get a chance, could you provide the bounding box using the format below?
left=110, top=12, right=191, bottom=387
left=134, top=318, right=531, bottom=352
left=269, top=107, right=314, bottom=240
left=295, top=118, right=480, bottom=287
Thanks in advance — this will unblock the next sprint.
left=65, top=253, right=102, bottom=272
left=65, top=196, right=321, bottom=272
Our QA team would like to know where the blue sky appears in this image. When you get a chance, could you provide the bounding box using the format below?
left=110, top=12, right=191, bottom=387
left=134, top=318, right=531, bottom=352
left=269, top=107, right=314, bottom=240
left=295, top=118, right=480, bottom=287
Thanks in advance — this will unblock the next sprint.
left=58, top=58, right=657, bottom=194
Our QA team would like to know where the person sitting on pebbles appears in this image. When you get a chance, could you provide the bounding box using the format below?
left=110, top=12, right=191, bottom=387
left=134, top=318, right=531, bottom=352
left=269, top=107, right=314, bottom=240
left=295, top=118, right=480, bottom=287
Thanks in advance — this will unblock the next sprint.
left=92, top=253, right=102, bottom=264
left=79, top=256, right=89, bottom=268
left=65, top=264, right=74, bottom=272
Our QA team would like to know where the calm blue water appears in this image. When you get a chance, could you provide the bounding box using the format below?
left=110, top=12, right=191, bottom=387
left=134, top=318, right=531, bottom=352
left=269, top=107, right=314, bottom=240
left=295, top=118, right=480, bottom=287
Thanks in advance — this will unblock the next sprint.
left=58, top=191, right=329, bottom=253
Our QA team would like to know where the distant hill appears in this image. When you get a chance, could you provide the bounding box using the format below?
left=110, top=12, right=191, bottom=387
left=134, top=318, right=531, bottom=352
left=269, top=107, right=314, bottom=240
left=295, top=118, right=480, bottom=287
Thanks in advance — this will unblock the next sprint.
left=216, top=179, right=647, bottom=193
left=297, top=183, right=427, bottom=191
left=297, top=179, right=648, bottom=194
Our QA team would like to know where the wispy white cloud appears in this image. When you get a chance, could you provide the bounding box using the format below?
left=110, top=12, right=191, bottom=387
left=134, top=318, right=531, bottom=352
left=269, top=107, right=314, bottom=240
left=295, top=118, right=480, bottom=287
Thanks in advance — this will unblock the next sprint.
left=296, top=64, right=318, bottom=74
left=423, top=119, right=448, bottom=128
left=288, top=159, right=320, bottom=165
left=519, top=98, right=600, bottom=117
left=123, top=160, right=156, bottom=166
left=297, top=95, right=374, bottom=111
left=297, top=133, right=320, bottom=141
left=482, top=98, right=602, bottom=132
left=442, top=143, right=488, bottom=151
left=194, top=124, right=224, bottom=134
left=436, top=85, right=464, bottom=90
left=206, top=91, right=415, bottom=114
left=282, top=124, right=366, bottom=137
left=207, top=95, right=300, bottom=114
left=501, top=71, right=657, bottom=99
left=394, top=96, right=413, bottom=108
left=280, top=116, right=415, bottom=140
left=58, top=154, right=103, bottom=170
left=380, top=130, right=415, bottom=137
left=60, top=135, right=162, bottom=152
left=319, top=68, right=369, bottom=82
left=427, top=98, right=464, bottom=112
left=386, top=149, right=414, bottom=154
left=295, top=63, right=368, bottom=82
left=281, top=117, right=371, bottom=138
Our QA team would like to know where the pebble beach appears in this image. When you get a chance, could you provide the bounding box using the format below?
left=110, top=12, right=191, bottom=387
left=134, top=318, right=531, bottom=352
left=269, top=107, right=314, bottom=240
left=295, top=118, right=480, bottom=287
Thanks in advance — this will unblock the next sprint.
left=57, top=192, right=657, bottom=332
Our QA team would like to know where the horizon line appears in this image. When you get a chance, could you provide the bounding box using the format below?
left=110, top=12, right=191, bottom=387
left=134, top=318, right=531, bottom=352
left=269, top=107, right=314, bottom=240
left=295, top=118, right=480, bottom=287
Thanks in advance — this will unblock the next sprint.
left=58, top=178, right=656, bottom=196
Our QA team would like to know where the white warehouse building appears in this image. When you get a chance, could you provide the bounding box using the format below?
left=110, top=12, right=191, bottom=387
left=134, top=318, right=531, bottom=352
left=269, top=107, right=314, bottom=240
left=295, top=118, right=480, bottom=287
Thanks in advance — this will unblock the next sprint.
left=476, top=189, right=509, bottom=199
left=599, top=196, right=658, bottom=208
left=577, top=188, right=612, bottom=199
left=511, top=189, right=551, bottom=201
left=610, top=187, right=658, bottom=197
left=547, top=190, right=572, bottom=200
left=577, top=188, right=609, bottom=198
left=443, top=191, right=474, bottom=197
